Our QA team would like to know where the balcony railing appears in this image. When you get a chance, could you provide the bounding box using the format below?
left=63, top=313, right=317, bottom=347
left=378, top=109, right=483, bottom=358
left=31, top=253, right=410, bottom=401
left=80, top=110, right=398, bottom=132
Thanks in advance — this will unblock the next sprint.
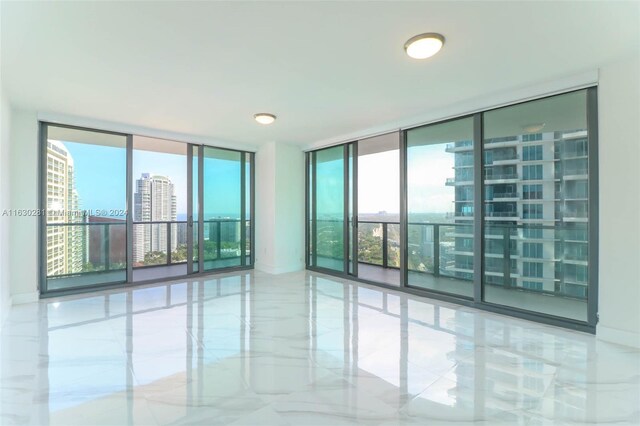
left=485, top=173, right=519, bottom=180
left=486, top=211, right=518, bottom=217
left=361, top=221, right=472, bottom=280
left=492, top=192, right=519, bottom=199
left=200, top=219, right=251, bottom=264
left=311, top=220, right=588, bottom=300
left=45, top=219, right=251, bottom=278
left=486, top=154, right=520, bottom=164
left=46, top=221, right=127, bottom=278
left=115, top=218, right=250, bottom=269
left=484, top=136, right=519, bottom=144
left=563, top=169, right=588, bottom=176
left=132, top=220, right=188, bottom=267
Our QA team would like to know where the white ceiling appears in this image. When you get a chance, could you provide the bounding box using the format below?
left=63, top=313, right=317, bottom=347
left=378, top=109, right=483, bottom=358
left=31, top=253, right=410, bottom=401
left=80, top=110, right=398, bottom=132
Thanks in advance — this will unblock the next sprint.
left=2, top=1, right=638, bottom=150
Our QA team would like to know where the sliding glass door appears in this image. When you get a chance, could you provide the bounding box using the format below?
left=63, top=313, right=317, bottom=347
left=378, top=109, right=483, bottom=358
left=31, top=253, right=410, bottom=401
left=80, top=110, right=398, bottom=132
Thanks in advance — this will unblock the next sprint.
left=308, top=136, right=401, bottom=286
left=189, top=146, right=253, bottom=274
left=131, top=136, right=188, bottom=282
left=43, top=125, right=128, bottom=291
left=356, top=133, right=401, bottom=286
left=406, top=117, right=475, bottom=298
left=40, top=123, right=255, bottom=295
left=308, top=145, right=348, bottom=272
left=201, top=147, right=251, bottom=272
left=306, top=88, right=597, bottom=330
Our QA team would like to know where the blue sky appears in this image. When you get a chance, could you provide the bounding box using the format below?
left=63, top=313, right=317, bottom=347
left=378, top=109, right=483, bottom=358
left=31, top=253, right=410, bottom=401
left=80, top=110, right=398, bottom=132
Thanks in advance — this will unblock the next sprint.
left=316, top=145, right=454, bottom=217
left=65, top=142, right=126, bottom=216
left=63, top=140, right=454, bottom=221
left=64, top=141, right=244, bottom=219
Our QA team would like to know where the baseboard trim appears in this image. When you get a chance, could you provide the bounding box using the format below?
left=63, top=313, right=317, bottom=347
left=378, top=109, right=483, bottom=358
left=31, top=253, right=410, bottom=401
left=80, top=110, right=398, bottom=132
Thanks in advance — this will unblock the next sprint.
left=11, top=291, right=39, bottom=305
left=255, top=261, right=305, bottom=275
left=597, top=324, right=640, bottom=349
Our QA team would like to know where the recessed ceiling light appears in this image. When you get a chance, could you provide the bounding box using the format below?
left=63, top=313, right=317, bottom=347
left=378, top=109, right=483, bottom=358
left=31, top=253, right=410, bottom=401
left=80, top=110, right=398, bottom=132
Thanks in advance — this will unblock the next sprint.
left=254, top=113, right=276, bottom=125
left=404, top=33, right=445, bottom=59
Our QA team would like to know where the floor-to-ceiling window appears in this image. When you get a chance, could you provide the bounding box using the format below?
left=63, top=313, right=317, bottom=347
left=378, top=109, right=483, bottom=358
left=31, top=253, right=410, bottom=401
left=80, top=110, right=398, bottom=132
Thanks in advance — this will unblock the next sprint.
left=40, top=123, right=255, bottom=295
left=131, top=136, right=188, bottom=282
left=308, top=146, right=346, bottom=272
left=43, top=125, right=128, bottom=291
left=482, top=90, right=591, bottom=321
left=406, top=117, right=475, bottom=297
left=201, top=147, right=251, bottom=271
left=357, top=133, right=400, bottom=287
left=306, top=88, right=597, bottom=330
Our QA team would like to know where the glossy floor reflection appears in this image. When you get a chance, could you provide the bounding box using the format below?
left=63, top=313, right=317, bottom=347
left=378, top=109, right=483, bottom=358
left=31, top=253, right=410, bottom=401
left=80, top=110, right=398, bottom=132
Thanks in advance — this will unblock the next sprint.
left=1, top=270, right=639, bottom=425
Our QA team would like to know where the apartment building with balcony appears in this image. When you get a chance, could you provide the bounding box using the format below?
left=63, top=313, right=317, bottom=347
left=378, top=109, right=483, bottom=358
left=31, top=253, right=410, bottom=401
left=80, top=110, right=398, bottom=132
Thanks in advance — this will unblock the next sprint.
left=446, top=129, right=590, bottom=300
left=133, top=173, right=178, bottom=263
left=45, top=139, right=86, bottom=277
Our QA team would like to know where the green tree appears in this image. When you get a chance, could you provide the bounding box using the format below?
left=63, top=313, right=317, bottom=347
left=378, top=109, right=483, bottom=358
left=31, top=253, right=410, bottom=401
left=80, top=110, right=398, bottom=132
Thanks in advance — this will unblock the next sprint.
left=172, top=244, right=187, bottom=262
left=144, top=251, right=166, bottom=265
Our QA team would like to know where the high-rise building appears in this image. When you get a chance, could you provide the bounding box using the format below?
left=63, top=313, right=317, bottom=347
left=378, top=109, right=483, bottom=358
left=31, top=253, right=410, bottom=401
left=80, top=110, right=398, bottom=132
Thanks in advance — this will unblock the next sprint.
left=447, top=129, right=589, bottom=298
left=46, top=140, right=86, bottom=276
left=133, top=173, right=177, bottom=262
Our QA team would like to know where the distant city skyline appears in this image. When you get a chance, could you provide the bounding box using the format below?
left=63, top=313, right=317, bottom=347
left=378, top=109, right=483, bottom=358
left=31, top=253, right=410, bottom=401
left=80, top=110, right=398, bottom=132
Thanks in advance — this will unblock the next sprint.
left=63, top=139, right=456, bottom=218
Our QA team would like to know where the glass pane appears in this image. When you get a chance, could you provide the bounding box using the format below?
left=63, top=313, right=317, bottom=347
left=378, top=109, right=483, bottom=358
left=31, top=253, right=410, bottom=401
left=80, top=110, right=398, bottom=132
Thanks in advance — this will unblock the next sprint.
left=482, top=90, right=589, bottom=321
left=406, top=117, right=475, bottom=297
left=312, top=146, right=345, bottom=271
left=356, top=133, right=400, bottom=286
left=133, top=223, right=168, bottom=266
left=131, top=136, right=188, bottom=280
left=45, top=125, right=127, bottom=290
left=203, top=147, right=242, bottom=270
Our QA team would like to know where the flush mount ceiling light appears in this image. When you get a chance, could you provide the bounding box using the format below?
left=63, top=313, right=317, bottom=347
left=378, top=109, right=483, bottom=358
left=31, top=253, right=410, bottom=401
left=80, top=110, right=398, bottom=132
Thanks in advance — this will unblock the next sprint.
left=522, top=123, right=546, bottom=133
left=254, top=113, right=276, bottom=125
left=404, top=33, right=445, bottom=59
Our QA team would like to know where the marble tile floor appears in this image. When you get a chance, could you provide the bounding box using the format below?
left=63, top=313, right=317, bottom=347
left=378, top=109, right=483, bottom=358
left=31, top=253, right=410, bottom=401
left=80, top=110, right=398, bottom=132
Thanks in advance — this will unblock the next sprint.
left=1, top=269, right=639, bottom=425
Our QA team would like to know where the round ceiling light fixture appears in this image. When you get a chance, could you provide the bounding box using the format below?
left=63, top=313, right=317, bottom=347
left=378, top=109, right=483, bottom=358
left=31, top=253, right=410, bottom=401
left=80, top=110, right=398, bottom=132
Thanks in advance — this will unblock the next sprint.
left=404, top=33, right=445, bottom=59
left=254, top=113, right=277, bottom=125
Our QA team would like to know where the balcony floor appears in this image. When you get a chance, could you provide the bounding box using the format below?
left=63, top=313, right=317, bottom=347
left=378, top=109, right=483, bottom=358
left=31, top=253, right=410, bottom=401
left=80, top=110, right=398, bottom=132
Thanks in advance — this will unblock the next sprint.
left=1, top=269, right=637, bottom=425
left=358, top=262, right=400, bottom=286
left=133, top=264, right=187, bottom=282
left=316, top=258, right=587, bottom=321
left=45, top=258, right=250, bottom=291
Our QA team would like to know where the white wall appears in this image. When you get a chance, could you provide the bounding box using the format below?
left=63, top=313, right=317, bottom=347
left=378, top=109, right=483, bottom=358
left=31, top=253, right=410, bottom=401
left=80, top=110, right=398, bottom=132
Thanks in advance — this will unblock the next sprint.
left=274, top=142, right=305, bottom=271
left=255, top=141, right=277, bottom=272
left=0, top=91, right=13, bottom=326
left=255, top=141, right=305, bottom=274
left=596, top=55, right=640, bottom=348
left=8, top=108, right=39, bottom=303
